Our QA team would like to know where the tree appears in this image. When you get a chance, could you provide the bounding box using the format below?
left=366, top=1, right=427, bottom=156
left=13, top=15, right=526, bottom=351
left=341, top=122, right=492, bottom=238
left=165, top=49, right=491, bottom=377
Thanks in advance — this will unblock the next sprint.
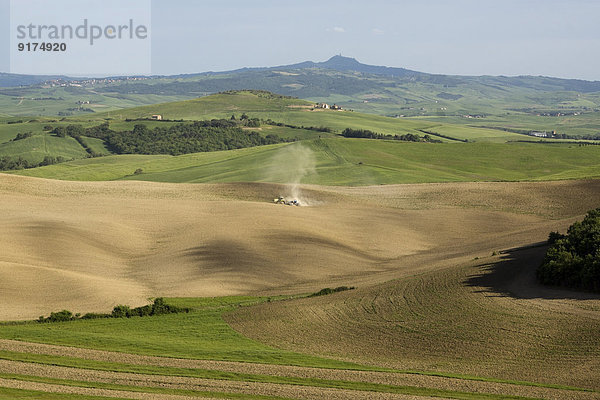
left=111, top=305, right=131, bottom=318
left=53, top=126, right=67, bottom=137
left=65, top=124, right=85, bottom=138
left=538, top=208, right=600, bottom=292
left=246, top=118, right=260, bottom=127
left=13, top=132, right=32, bottom=141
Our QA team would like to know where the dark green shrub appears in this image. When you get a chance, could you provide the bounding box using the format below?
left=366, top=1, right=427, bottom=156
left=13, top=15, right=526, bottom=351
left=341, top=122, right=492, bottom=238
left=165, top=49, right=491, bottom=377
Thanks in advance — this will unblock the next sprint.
left=538, top=208, right=600, bottom=292
left=52, top=126, right=66, bottom=137
left=13, top=132, right=32, bottom=141
left=150, top=297, right=189, bottom=315
left=38, top=310, right=75, bottom=323
left=65, top=125, right=85, bottom=138
left=111, top=305, right=131, bottom=318
left=37, top=298, right=189, bottom=323
left=130, top=304, right=152, bottom=317
left=81, top=312, right=110, bottom=320
left=310, top=286, right=355, bottom=297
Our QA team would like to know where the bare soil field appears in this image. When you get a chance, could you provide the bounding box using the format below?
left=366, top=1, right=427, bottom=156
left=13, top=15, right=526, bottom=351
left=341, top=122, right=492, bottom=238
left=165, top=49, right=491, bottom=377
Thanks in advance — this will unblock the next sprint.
left=227, top=248, right=600, bottom=391
left=0, top=173, right=599, bottom=321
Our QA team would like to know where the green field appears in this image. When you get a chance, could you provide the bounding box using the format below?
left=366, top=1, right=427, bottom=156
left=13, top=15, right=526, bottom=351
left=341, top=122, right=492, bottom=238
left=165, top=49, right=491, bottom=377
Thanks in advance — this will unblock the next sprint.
left=86, top=92, right=434, bottom=136
left=0, top=134, right=89, bottom=163
left=420, top=112, right=600, bottom=139
left=10, top=138, right=600, bottom=185
left=2, top=91, right=598, bottom=174
left=420, top=124, right=527, bottom=142
left=3, top=91, right=598, bottom=185
left=0, top=296, right=359, bottom=369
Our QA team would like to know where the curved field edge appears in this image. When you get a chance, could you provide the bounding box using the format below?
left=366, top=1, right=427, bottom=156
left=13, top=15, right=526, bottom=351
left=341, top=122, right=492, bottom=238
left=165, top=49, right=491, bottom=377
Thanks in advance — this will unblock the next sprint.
left=8, top=139, right=600, bottom=185
left=226, top=248, right=600, bottom=391
left=0, top=296, right=363, bottom=370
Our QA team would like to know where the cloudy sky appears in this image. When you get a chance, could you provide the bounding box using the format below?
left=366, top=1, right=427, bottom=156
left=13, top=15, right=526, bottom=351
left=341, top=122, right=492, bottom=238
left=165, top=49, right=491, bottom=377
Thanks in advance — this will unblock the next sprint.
left=2, top=0, right=600, bottom=80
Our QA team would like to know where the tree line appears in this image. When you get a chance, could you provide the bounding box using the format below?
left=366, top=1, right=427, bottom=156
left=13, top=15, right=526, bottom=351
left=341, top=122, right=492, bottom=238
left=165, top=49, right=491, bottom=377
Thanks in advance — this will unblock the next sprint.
left=0, top=155, right=65, bottom=170
left=341, top=128, right=440, bottom=143
left=0, top=120, right=290, bottom=171
left=37, top=298, right=190, bottom=323
left=78, top=120, right=289, bottom=156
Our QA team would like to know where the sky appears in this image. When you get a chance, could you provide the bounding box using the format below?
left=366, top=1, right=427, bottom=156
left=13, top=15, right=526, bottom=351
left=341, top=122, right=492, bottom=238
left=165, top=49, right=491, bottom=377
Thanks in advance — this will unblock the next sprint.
left=2, top=0, right=600, bottom=80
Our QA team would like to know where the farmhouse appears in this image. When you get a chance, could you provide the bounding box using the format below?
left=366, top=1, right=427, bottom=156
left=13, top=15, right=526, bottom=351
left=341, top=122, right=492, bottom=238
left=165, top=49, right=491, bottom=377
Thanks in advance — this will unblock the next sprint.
left=151, top=114, right=163, bottom=120
left=315, top=103, right=343, bottom=110
left=531, top=131, right=549, bottom=138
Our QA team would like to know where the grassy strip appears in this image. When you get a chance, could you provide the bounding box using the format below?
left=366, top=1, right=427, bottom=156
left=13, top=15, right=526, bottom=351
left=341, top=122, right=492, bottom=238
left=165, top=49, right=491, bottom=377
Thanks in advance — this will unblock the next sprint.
left=0, top=351, right=550, bottom=400
left=0, top=295, right=367, bottom=371
left=0, top=373, right=291, bottom=399
left=0, top=386, right=127, bottom=399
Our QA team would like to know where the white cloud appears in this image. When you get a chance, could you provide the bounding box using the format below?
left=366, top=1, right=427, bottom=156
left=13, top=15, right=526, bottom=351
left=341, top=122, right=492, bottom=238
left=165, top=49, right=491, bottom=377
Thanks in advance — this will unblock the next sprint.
left=372, top=28, right=384, bottom=35
left=327, top=26, right=346, bottom=33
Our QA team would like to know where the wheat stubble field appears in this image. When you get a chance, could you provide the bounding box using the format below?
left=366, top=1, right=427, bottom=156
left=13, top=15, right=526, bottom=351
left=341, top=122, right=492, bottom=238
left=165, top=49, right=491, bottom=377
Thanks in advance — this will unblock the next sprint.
left=1, top=173, right=599, bottom=399
left=2, top=174, right=598, bottom=320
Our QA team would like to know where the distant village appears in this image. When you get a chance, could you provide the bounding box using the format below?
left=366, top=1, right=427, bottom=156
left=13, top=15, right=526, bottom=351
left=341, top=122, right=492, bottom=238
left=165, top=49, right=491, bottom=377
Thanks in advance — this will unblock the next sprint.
left=40, top=76, right=150, bottom=88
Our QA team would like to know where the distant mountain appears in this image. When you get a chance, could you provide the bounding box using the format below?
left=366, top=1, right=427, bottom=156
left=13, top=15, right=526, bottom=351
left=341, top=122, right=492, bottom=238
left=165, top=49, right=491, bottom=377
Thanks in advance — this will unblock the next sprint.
left=315, top=55, right=418, bottom=78
left=164, top=55, right=418, bottom=79
left=166, top=55, right=600, bottom=92
left=83, top=55, right=600, bottom=116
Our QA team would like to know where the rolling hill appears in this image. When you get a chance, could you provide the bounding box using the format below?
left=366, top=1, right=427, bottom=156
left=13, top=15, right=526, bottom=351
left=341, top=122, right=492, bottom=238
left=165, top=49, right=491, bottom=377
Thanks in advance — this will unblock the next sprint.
left=10, top=139, right=600, bottom=185
left=1, top=64, right=600, bottom=400
left=0, top=173, right=599, bottom=399
left=2, top=90, right=599, bottom=185
left=2, top=56, right=600, bottom=139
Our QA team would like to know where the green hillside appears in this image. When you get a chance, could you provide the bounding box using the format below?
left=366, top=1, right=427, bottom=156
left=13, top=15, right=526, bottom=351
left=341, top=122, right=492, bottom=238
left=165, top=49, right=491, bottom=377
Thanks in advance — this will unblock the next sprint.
left=12, top=139, right=600, bottom=185
left=1, top=91, right=598, bottom=178
left=0, top=135, right=88, bottom=164
left=79, top=91, right=534, bottom=142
